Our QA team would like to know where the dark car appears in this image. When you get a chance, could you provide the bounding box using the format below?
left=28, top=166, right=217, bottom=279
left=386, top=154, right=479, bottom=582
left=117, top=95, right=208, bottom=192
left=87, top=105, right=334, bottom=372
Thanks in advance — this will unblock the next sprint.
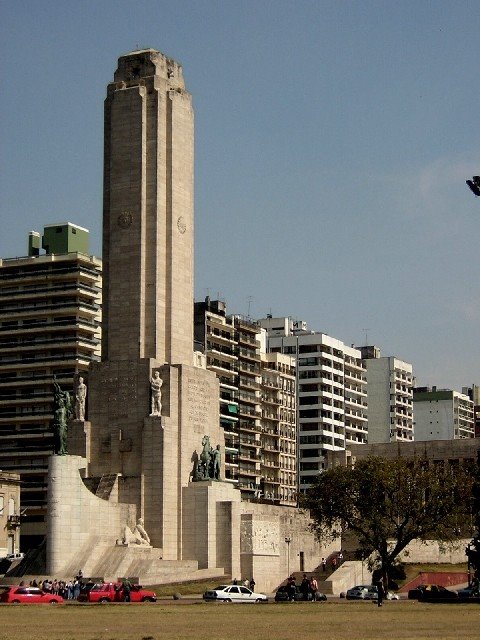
left=409, top=584, right=458, bottom=600
left=419, top=585, right=458, bottom=601
left=274, top=585, right=326, bottom=602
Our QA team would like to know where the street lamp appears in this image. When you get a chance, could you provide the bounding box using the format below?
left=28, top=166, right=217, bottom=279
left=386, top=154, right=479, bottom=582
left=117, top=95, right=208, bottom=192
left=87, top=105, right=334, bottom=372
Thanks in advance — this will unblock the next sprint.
left=285, top=537, right=291, bottom=577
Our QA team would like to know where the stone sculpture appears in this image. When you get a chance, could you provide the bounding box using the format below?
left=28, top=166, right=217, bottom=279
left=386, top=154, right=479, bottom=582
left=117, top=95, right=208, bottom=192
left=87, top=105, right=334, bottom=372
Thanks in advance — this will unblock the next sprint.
left=122, top=518, right=151, bottom=546
left=149, top=370, right=163, bottom=416
left=193, top=435, right=221, bottom=481
left=75, top=376, right=87, bottom=421
left=52, top=377, right=72, bottom=455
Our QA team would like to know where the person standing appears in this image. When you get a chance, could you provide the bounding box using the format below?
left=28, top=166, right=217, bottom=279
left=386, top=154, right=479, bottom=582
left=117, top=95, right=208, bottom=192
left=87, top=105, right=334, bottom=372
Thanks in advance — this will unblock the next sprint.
left=287, top=576, right=296, bottom=602
left=249, top=578, right=256, bottom=591
left=309, top=576, right=318, bottom=601
left=123, top=579, right=132, bottom=602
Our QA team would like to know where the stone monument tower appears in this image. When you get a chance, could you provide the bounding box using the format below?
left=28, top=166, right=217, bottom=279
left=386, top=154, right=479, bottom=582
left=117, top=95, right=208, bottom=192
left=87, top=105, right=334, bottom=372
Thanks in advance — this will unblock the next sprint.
left=64, top=49, right=226, bottom=560
left=46, top=49, right=321, bottom=587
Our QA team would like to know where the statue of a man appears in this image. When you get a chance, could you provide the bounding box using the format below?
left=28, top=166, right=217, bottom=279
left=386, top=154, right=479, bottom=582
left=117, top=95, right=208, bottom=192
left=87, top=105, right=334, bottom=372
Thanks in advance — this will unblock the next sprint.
left=75, top=376, right=87, bottom=421
left=211, top=445, right=221, bottom=480
left=133, top=518, right=151, bottom=545
left=150, top=370, right=163, bottom=416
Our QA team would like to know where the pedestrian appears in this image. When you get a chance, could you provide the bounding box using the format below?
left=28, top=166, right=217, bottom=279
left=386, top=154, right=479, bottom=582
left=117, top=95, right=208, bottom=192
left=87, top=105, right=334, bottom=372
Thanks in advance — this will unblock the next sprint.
left=249, top=578, right=256, bottom=591
left=331, top=556, right=337, bottom=571
left=123, top=579, right=132, bottom=602
left=321, top=557, right=327, bottom=572
left=309, top=576, right=318, bottom=601
left=233, top=578, right=238, bottom=585
left=287, top=576, right=296, bottom=602
left=243, top=578, right=249, bottom=588
left=338, top=551, right=344, bottom=564
left=300, top=574, right=310, bottom=601
left=375, top=578, right=384, bottom=607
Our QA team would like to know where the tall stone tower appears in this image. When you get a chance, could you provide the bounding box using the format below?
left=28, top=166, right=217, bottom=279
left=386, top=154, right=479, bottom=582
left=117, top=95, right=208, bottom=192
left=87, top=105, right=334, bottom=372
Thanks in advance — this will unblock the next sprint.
left=103, top=49, right=193, bottom=365
left=71, top=50, right=224, bottom=558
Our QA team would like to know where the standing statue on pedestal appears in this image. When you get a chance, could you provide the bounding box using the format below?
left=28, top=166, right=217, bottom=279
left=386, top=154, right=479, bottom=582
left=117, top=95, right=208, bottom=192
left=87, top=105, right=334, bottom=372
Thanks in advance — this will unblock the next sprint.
left=211, top=444, right=221, bottom=480
left=52, top=377, right=72, bottom=455
left=74, top=375, right=87, bottom=421
left=149, top=370, right=163, bottom=416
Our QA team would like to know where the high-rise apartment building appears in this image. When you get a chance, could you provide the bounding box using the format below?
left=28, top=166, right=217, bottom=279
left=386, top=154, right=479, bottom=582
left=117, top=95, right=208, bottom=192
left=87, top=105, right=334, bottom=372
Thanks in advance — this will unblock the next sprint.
left=194, top=298, right=239, bottom=481
left=0, top=224, right=101, bottom=546
left=360, top=346, right=414, bottom=443
left=260, top=352, right=296, bottom=506
left=194, top=301, right=298, bottom=503
left=259, top=317, right=367, bottom=491
left=463, top=385, right=480, bottom=438
left=413, top=387, right=475, bottom=440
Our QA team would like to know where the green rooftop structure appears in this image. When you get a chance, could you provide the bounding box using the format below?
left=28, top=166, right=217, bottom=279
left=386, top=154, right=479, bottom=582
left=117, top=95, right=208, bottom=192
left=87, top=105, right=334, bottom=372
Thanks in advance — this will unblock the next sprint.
left=39, top=222, right=90, bottom=256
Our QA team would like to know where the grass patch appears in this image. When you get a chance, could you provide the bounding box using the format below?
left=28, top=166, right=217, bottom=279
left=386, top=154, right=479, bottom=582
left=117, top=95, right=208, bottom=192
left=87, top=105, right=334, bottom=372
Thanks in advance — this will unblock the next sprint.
left=0, top=601, right=479, bottom=640
left=142, top=578, right=228, bottom=597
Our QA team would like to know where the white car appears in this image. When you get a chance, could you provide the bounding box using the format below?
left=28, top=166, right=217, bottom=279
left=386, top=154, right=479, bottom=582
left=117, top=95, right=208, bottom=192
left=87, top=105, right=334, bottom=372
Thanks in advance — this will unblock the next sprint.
left=203, top=585, right=268, bottom=603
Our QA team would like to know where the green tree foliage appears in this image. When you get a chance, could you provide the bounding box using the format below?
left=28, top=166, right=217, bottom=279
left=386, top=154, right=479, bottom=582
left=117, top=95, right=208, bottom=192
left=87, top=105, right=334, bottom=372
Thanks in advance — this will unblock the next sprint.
left=302, top=456, right=475, bottom=587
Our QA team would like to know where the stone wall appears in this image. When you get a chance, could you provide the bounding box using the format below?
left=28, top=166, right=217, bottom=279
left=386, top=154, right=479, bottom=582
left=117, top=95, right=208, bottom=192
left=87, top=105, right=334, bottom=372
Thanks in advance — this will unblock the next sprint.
left=46, top=455, right=134, bottom=576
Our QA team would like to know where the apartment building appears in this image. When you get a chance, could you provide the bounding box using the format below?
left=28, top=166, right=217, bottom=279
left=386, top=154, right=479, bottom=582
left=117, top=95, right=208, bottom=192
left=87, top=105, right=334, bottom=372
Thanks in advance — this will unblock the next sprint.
left=194, top=301, right=298, bottom=503
left=413, top=386, right=475, bottom=440
left=259, top=317, right=367, bottom=491
left=0, top=223, right=101, bottom=547
left=261, top=352, right=296, bottom=505
left=0, top=471, right=21, bottom=557
left=463, top=385, right=480, bottom=438
left=194, top=298, right=239, bottom=482
left=360, top=346, right=414, bottom=443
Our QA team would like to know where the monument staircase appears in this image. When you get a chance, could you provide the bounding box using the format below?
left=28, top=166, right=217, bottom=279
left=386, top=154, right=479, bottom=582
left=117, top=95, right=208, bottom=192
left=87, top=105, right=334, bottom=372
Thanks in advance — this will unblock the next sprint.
left=281, top=553, right=370, bottom=596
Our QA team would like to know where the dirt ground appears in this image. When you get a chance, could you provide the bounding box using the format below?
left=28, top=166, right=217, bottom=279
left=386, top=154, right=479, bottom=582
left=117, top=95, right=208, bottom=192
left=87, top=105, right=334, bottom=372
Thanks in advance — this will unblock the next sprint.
left=0, top=600, right=479, bottom=640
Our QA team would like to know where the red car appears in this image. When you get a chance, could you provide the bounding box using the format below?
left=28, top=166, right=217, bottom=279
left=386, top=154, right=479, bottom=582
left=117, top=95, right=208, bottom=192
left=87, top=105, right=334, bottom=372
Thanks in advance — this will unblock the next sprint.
left=85, top=582, right=157, bottom=603
left=0, top=586, right=64, bottom=604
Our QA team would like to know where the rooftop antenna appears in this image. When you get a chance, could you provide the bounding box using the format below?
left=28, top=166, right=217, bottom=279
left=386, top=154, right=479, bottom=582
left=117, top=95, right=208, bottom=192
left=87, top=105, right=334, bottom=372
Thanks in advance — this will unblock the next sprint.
left=362, top=328, right=370, bottom=345
left=247, top=295, right=253, bottom=318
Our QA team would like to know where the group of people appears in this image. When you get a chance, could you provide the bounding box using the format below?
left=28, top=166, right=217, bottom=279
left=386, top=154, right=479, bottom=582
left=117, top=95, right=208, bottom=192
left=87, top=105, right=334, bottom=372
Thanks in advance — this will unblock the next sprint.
left=321, top=551, right=344, bottom=573
left=286, top=574, right=320, bottom=601
left=23, top=569, right=87, bottom=600
left=232, top=577, right=256, bottom=591
left=23, top=575, right=83, bottom=600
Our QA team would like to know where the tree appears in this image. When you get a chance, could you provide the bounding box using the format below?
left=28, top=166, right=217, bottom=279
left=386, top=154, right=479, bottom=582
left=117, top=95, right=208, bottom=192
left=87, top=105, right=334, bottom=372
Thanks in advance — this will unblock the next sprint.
left=302, top=456, right=475, bottom=590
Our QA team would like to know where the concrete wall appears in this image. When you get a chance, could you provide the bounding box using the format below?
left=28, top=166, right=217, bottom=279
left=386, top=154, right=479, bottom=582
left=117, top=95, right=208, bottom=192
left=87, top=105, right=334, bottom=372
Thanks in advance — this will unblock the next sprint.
left=399, top=538, right=470, bottom=564
left=46, top=455, right=134, bottom=576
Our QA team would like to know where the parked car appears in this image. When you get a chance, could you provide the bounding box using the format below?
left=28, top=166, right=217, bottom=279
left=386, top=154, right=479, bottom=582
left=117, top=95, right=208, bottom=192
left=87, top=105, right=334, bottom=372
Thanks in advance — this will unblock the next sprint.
left=457, top=586, right=478, bottom=598
left=408, top=584, right=458, bottom=600
left=418, top=585, right=458, bottom=601
left=346, top=585, right=378, bottom=600
left=83, top=582, right=157, bottom=603
left=5, top=553, right=25, bottom=560
left=274, top=585, right=326, bottom=602
left=0, top=586, right=63, bottom=604
left=203, top=585, right=268, bottom=603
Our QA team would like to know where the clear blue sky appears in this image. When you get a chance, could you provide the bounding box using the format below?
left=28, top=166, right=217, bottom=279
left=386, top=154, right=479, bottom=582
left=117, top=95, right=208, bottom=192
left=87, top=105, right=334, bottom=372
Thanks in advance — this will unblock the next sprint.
left=1, top=1, right=479, bottom=391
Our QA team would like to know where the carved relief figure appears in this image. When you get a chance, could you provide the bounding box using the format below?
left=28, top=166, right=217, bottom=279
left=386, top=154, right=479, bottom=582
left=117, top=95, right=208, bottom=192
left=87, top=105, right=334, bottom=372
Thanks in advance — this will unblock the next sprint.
left=150, top=370, right=163, bottom=416
left=75, top=376, right=87, bottom=421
